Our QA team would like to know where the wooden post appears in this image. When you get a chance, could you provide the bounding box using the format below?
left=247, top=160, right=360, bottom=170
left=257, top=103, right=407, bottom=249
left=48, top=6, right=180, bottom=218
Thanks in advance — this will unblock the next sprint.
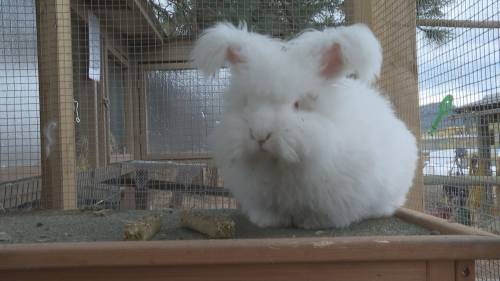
left=478, top=116, right=491, bottom=176
left=98, top=47, right=110, bottom=166
left=344, top=0, right=372, bottom=25
left=89, top=81, right=100, bottom=167
left=36, top=0, right=77, bottom=209
left=130, top=62, right=143, bottom=160
left=350, top=0, right=424, bottom=211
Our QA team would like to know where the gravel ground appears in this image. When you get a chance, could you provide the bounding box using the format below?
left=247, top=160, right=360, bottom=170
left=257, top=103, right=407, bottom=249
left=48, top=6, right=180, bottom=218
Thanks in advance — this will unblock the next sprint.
left=0, top=209, right=433, bottom=244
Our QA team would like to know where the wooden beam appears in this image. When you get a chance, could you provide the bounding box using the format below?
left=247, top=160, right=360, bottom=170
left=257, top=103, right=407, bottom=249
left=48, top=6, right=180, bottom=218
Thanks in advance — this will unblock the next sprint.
left=135, top=40, right=193, bottom=63
left=478, top=116, right=491, bottom=176
left=70, top=13, right=100, bottom=169
left=1, top=236, right=500, bottom=271
left=370, top=0, right=424, bottom=211
left=70, top=2, right=131, bottom=62
left=36, top=0, right=77, bottom=209
left=395, top=208, right=499, bottom=237
left=125, top=62, right=136, bottom=160
left=417, top=19, right=500, bottom=29
left=90, top=82, right=100, bottom=167
left=98, top=44, right=110, bottom=166
left=423, top=175, right=500, bottom=186
left=146, top=152, right=212, bottom=161
left=137, top=66, right=148, bottom=159
left=344, top=0, right=372, bottom=25
left=130, top=0, right=166, bottom=43
left=130, top=61, right=142, bottom=160
left=0, top=261, right=428, bottom=281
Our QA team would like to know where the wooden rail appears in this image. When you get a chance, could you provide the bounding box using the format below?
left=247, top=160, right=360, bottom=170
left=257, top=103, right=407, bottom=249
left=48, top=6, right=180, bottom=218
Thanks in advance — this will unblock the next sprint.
left=1, top=236, right=499, bottom=270
left=396, top=208, right=499, bottom=237
left=417, top=19, right=500, bottom=29
left=0, top=235, right=498, bottom=281
left=424, top=175, right=500, bottom=186
left=36, top=0, right=77, bottom=209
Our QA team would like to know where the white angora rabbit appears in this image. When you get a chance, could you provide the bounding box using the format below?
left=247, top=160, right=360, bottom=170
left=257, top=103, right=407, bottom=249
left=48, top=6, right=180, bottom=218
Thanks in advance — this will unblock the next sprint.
left=191, top=22, right=418, bottom=229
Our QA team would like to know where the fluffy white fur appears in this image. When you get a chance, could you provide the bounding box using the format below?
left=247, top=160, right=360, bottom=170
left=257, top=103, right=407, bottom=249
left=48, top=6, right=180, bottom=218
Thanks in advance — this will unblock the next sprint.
left=191, top=22, right=418, bottom=229
left=288, top=23, right=383, bottom=84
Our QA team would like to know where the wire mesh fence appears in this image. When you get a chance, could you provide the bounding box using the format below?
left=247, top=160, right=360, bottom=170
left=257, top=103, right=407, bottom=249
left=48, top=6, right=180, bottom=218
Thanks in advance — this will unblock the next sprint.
left=0, top=0, right=499, bottom=277
left=416, top=1, right=500, bottom=280
left=416, top=0, right=500, bottom=234
left=1, top=0, right=353, bottom=211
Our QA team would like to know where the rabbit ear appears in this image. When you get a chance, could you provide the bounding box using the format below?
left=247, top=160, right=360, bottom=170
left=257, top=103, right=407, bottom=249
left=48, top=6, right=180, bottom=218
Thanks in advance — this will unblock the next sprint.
left=226, top=46, right=245, bottom=64
left=333, top=24, right=382, bottom=83
left=320, top=43, right=343, bottom=78
left=290, top=24, right=382, bottom=83
left=191, top=22, right=248, bottom=76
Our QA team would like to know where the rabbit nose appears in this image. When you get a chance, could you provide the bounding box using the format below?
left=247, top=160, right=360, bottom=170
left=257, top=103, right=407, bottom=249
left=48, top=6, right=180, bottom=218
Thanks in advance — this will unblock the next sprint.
left=256, top=133, right=272, bottom=147
left=249, top=129, right=272, bottom=146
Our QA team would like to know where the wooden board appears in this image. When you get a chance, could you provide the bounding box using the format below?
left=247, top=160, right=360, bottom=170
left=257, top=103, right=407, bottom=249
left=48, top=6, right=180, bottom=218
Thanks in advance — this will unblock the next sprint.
left=1, top=236, right=499, bottom=270
left=428, top=260, right=455, bottom=281
left=36, top=0, right=77, bottom=209
left=338, top=0, right=425, bottom=211
left=1, top=206, right=499, bottom=281
left=396, top=208, right=499, bottom=237
left=1, top=236, right=498, bottom=281
left=2, top=261, right=427, bottom=281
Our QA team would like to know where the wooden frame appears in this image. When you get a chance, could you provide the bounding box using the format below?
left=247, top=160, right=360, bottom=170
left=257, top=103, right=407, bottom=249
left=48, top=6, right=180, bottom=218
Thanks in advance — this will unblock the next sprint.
left=1, top=208, right=499, bottom=281
left=36, top=0, right=77, bottom=209
left=138, top=63, right=212, bottom=161
left=70, top=9, right=101, bottom=171
left=416, top=19, right=500, bottom=29
left=104, top=47, right=134, bottom=164
left=8, top=2, right=500, bottom=280
left=70, top=1, right=140, bottom=167
left=347, top=0, right=424, bottom=211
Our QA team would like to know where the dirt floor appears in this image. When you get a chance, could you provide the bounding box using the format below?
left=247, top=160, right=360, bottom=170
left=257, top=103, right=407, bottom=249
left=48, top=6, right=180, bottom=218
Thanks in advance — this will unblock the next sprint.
left=0, top=209, right=433, bottom=244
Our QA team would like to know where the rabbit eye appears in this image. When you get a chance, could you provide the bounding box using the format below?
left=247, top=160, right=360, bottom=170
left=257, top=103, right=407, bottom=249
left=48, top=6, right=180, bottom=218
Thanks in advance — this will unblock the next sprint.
left=295, top=93, right=317, bottom=112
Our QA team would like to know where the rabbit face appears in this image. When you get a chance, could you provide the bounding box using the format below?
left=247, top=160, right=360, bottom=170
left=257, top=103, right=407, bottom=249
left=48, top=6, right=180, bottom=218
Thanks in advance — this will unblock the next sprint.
left=217, top=57, right=326, bottom=165
left=191, top=22, right=383, bottom=165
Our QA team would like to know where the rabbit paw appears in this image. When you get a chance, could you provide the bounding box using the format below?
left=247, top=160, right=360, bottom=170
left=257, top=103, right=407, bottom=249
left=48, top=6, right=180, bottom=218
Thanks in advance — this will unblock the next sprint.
left=247, top=210, right=291, bottom=228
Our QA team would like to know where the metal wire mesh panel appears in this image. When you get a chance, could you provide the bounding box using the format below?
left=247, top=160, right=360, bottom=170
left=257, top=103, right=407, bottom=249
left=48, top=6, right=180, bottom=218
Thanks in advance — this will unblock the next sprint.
left=416, top=1, right=500, bottom=279
left=0, top=0, right=40, bottom=183
left=372, top=0, right=423, bottom=211
left=0, top=2, right=498, bottom=276
left=0, top=0, right=353, bottom=211
left=144, top=68, right=228, bottom=156
left=0, top=1, right=499, bottom=277
left=417, top=0, right=500, bottom=235
left=372, top=1, right=499, bottom=278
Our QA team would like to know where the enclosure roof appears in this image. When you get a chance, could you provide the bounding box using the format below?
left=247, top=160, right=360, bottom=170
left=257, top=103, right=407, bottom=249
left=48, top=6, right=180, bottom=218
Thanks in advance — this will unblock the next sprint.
left=454, top=94, right=500, bottom=114
left=73, top=0, right=166, bottom=44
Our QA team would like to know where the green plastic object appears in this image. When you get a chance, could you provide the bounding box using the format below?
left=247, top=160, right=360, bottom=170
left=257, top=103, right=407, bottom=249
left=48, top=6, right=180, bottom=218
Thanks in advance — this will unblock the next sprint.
left=428, top=95, right=454, bottom=135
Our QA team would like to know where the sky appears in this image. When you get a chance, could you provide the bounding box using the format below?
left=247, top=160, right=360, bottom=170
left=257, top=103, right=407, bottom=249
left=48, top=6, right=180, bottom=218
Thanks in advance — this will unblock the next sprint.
left=417, top=0, right=500, bottom=106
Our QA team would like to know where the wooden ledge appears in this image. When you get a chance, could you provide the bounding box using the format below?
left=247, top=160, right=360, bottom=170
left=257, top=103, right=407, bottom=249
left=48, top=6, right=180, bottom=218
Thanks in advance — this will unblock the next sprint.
left=395, top=207, right=499, bottom=237
left=1, top=235, right=500, bottom=270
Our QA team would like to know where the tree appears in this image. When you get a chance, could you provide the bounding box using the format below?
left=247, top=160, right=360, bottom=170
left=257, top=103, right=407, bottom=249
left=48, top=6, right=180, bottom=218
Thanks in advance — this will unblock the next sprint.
left=416, top=0, right=454, bottom=44
left=149, top=0, right=452, bottom=43
left=149, top=0, right=345, bottom=38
